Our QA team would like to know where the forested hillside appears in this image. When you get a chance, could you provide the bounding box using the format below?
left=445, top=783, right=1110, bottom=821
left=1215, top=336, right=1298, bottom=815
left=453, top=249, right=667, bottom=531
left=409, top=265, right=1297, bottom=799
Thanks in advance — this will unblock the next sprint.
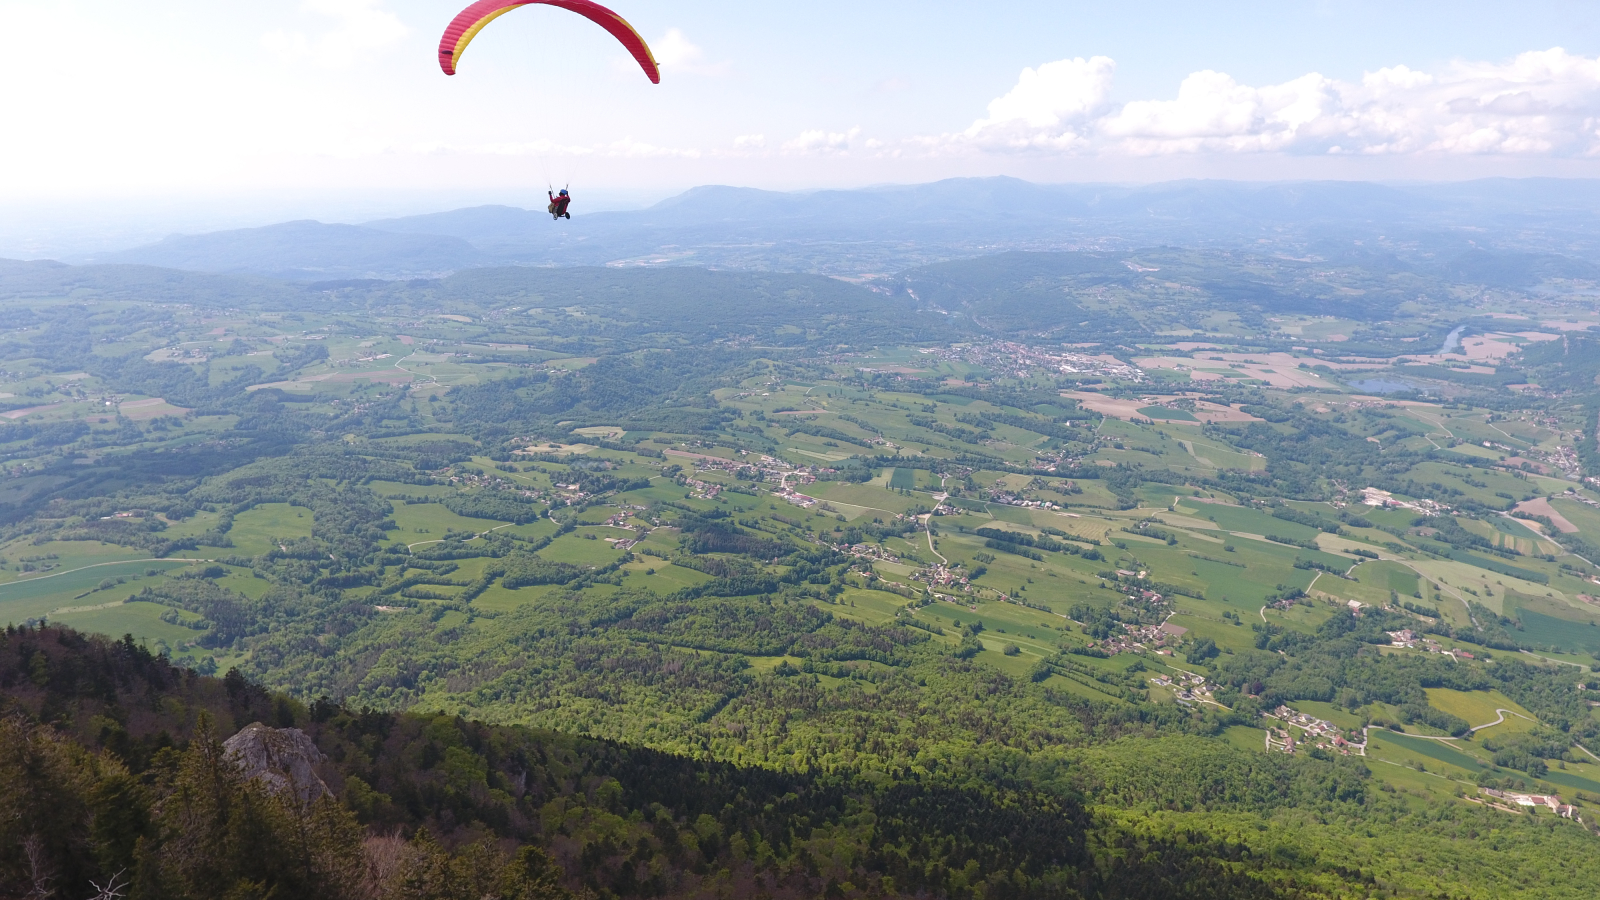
left=3, top=624, right=1334, bottom=900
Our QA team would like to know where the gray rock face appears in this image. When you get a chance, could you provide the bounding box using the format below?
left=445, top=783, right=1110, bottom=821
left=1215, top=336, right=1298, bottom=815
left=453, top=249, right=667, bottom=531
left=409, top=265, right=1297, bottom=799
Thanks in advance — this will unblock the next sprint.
left=223, top=723, right=332, bottom=804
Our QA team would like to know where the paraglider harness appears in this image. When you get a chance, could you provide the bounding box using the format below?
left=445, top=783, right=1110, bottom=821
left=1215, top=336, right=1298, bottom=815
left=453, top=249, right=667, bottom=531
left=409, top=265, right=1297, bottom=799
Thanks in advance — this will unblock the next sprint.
left=548, top=188, right=571, bottom=220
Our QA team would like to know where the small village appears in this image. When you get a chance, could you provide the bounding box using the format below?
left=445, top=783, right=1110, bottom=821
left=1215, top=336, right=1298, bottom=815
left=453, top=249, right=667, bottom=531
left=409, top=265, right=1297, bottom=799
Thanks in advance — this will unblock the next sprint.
left=1263, top=705, right=1367, bottom=756
left=1518, top=443, right=1581, bottom=479
left=682, top=475, right=723, bottom=500
left=1093, top=619, right=1186, bottom=655
left=910, top=562, right=970, bottom=593
left=672, top=451, right=823, bottom=506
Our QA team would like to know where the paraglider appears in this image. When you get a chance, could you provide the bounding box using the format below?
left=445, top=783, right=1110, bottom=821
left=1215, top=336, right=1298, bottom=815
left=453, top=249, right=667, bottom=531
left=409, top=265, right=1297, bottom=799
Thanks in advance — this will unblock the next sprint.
left=439, top=2, right=652, bottom=224
left=438, top=0, right=660, bottom=83
left=549, top=188, right=572, bottom=220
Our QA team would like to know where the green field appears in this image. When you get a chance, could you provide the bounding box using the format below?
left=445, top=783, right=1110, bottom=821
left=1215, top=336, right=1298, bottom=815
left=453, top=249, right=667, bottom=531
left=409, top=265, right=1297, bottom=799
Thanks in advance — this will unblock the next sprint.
left=0, top=559, right=195, bottom=626
left=56, top=601, right=208, bottom=655
left=540, top=529, right=631, bottom=566
left=888, top=467, right=916, bottom=490
left=1511, top=608, right=1600, bottom=654
left=0, top=540, right=153, bottom=585
left=228, top=503, right=313, bottom=555
left=1368, top=731, right=1488, bottom=775
left=387, top=500, right=507, bottom=545
left=1358, top=560, right=1420, bottom=596
left=1177, top=501, right=1321, bottom=541
left=1312, top=570, right=1393, bottom=607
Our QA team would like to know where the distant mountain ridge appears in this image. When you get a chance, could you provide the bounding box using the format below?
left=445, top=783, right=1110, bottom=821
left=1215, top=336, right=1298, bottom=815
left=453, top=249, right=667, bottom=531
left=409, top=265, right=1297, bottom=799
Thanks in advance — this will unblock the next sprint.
left=72, top=177, right=1600, bottom=280
left=77, top=220, right=488, bottom=281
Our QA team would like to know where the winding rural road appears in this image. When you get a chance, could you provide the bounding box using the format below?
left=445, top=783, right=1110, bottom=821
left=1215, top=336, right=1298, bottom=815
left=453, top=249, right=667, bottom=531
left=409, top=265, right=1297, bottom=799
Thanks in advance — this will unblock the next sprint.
left=1470, top=708, right=1535, bottom=733
left=1363, top=707, right=1535, bottom=745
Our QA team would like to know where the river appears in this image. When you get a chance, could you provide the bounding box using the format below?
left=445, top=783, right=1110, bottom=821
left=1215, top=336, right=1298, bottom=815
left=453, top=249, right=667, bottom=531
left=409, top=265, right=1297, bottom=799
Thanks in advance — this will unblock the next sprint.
left=1438, top=324, right=1466, bottom=355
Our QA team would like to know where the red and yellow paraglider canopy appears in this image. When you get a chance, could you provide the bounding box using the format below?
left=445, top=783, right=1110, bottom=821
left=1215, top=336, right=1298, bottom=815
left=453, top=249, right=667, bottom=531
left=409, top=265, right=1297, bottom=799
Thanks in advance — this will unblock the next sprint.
left=439, top=0, right=660, bottom=83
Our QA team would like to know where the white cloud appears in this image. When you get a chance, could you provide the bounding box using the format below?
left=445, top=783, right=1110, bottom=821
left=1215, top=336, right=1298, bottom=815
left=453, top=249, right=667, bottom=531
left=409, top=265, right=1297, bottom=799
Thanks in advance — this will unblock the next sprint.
left=1099, top=70, right=1338, bottom=154
left=652, top=28, right=729, bottom=76
left=974, top=57, right=1116, bottom=129
left=962, top=57, right=1115, bottom=149
left=944, top=47, right=1600, bottom=157
left=263, top=0, right=407, bottom=70
left=733, top=134, right=767, bottom=149
left=784, top=127, right=862, bottom=155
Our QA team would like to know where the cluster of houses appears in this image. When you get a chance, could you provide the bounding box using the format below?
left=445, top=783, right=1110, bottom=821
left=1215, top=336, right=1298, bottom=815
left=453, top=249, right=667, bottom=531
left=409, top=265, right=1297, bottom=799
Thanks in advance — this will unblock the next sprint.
left=1263, top=705, right=1367, bottom=756
left=1149, top=670, right=1219, bottom=705
left=1480, top=789, right=1582, bottom=819
left=674, top=452, right=827, bottom=506
left=674, top=450, right=813, bottom=484
left=602, top=506, right=647, bottom=529
left=1271, top=705, right=1366, bottom=751
left=446, top=467, right=568, bottom=505
left=1096, top=620, right=1185, bottom=656
left=1387, top=628, right=1432, bottom=649
left=930, top=341, right=1146, bottom=382
left=1386, top=628, right=1476, bottom=659
left=982, top=488, right=1067, bottom=510
left=911, top=563, right=969, bottom=592
left=841, top=542, right=899, bottom=564
left=776, top=484, right=817, bottom=508
left=1029, top=454, right=1084, bottom=475
left=1520, top=443, right=1580, bottom=479
left=1562, top=488, right=1600, bottom=519
left=682, top=476, right=723, bottom=500
left=1126, top=587, right=1165, bottom=605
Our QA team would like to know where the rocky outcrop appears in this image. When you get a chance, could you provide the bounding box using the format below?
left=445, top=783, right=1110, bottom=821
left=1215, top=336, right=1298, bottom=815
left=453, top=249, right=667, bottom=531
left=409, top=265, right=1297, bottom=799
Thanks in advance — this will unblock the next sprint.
left=223, top=723, right=332, bottom=804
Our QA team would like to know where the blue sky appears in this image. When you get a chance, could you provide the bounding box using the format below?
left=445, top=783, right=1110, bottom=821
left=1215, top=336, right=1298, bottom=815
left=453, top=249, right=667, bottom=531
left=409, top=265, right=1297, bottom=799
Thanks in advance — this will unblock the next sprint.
left=4, top=0, right=1600, bottom=227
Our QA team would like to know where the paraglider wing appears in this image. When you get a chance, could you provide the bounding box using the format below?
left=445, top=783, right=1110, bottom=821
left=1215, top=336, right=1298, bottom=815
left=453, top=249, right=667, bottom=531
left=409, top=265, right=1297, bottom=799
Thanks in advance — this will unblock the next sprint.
left=439, top=0, right=660, bottom=83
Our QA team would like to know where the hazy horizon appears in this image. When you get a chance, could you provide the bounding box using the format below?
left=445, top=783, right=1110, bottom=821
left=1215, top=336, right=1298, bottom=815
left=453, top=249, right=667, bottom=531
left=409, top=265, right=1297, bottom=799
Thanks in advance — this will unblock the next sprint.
left=9, top=172, right=1600, bottom=263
